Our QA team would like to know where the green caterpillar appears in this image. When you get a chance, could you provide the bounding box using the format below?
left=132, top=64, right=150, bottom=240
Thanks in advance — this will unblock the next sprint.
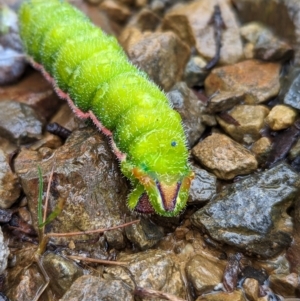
left=18, top=0, right=194, bottom=217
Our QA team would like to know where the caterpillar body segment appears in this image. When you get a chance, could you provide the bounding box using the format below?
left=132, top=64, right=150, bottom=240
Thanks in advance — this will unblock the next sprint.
left=19, top=0, right=194, bottom=217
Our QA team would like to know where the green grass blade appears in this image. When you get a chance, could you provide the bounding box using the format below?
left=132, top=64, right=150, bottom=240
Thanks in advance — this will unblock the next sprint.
left=38, top=197, right=66, bottom=228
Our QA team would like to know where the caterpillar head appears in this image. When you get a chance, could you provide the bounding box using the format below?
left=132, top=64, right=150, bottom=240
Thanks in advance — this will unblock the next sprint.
left=124, top=164, right=194, bottom=217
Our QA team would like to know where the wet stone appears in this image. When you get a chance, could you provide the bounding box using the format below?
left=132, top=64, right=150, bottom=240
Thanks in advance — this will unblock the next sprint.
left=0, top=47, right=26, bottom=85
left=0, top=228, right=9, bottom=274
left=5, top=264, right=46, bottom=301
left=256, top=252, right=291, bottom=276
left=0, top=71, right=61, bottom=121
left=191, top=163, right=300, bottom=257
left=266, top=104, right=298, bottom=131
left=123, top=31, right=190, bottom=91
left=201, top=113, right=217, bottom=127
left=42, top=252, right=84, bottom=298
left=127, top=8, right=160, bottom=31
left=216, top=105, right=270, bottom=144
left=196, top=290, right=247, bottom=301
left=165, top=0, right=243, bottom=65
left=104, top=229, right=126, bottom=250
left=280, top=69, right=300, bottom=110
left=0, top=5, right=22, bottom=52
left=115, top=249, right=186, bottom=299
left=240, top=22, right=293, bottom=61
left=174, top=226, right=189, bottom=240
left=29, top=133, right=62, bottom=151
left=149, top=0, right=166, bottom=15
left=286, top=197, right=300, bottom=276
left=0, top=6, right=27, bottom=84
left=242, top=278, right=260, bottom=301
left=192, top=133, right=257, bottom=180
left=125, top=217, right=164, bottom=250
left=269, top=272, right=300, bottom=297
left=14, top=128, right=130, bottom=247
left=251, top=137, right=272, bottom=165
left=289, top=138, right=300, bottom=160
left=0, top=149, right=21, bottom=209
left=167, top=82, right=206, bottom=147
left=135, top=0, right=148, bottom=8
left=0, top=100, right=44, bottom=144
left=188, top=165, right=217, bottom=204
left=59, top=275, right=134, bottom=301
left=161, top=13, right=196, bottom=48
left=207, top=90, right=244, bottom=113
left=48, top=103, right=82, bottom=133
left=99, top=0, right=131, bottom=23
left=205, top=60, right=281, bottom=104
left=183, top=55, right=208, bottom=87
left=186, top=253, right=226, bottom=295
left=232, top=0, right=300, bottom=66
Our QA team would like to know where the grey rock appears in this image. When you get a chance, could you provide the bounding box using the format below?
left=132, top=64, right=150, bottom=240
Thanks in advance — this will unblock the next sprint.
left=240, top=22, right=293, bottom=61
left=42, top=252, right=84, bottom=297
left=280, top=68, right=300, bottom=110
left=0, top=228, right=9, bottom=274
left=0, top=6, right=26, bottom=84
left=126, top=8, right=160, bottom=31
left=108, top=249, right=186, bottom=299
left=191, top=163, right=300, bottom=257
left=15, top=128, right=130, bottom=248
left=0, top=149, right=21, bottom=209
left=186, top=253, right=226, bottom=295
left=0, top=5, right=23, bottom=52
left=188, top=165, right=217, bottom=204
left=125, top=217, right=164, bottom=250
left=124, top=31, right=190, bottom=91
left=0, top=100, right=44, bottom=144
left=184, top=55, right=208, bottom=87
left=0, top=47, right=26, bottom=85
left=168, top=82, right=206, bottom=147
left=59, top=275, right=134, bottom=301
left=207, top=90, right=245, bottom=113
left=104, top=229, right=126, bottom=250
left=233, top=0, right=300, bottom=66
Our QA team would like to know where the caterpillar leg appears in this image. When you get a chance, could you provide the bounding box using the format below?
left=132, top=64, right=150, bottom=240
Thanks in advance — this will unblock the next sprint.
left=127, top=183, right=154, bottom=214
left=134, top=194, right=155, bottom=214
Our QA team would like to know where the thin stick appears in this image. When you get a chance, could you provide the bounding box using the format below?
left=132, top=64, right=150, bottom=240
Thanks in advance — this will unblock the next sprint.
left=32, top=254, right=50, bottom=301
left=67, top=255, right=127, bottom=266
left=46, top=219, right=140, bottom=237
left=43, top=164, right=55, bottom=230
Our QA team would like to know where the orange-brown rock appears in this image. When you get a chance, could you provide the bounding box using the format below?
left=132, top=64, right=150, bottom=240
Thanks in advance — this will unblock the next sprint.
left=205, top=59, right=281, bottom=104
left=192, top=133, right=257, bottom=179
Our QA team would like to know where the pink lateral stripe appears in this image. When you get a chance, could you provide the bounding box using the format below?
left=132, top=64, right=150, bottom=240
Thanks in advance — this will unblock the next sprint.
left=89, top=111, right=126, bottom=162
left=28, top=57, right=127, bottom=162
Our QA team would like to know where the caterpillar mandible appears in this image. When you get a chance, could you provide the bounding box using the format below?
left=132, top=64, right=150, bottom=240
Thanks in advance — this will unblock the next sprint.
left=18, top=0, right=194, bottom=217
